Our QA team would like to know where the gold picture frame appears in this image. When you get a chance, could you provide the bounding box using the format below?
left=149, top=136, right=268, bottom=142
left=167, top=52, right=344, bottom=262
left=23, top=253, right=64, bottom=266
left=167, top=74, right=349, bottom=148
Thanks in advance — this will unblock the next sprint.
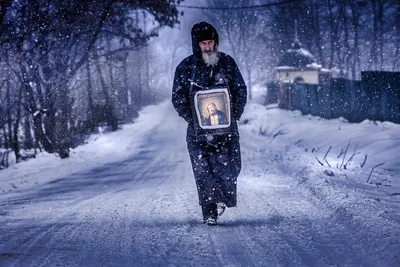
left=194, top=88, right=231, bottom=129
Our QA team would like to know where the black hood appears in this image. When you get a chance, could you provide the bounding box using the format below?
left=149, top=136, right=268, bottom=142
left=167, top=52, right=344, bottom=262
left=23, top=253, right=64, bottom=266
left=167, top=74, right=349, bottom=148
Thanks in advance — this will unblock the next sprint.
left=191, top=21, right=219, bottom=57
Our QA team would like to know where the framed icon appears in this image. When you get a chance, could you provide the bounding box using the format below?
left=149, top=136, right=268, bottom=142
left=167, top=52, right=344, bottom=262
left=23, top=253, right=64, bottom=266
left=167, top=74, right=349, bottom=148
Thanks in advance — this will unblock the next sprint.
left=194, top=88, right=231, bottom=129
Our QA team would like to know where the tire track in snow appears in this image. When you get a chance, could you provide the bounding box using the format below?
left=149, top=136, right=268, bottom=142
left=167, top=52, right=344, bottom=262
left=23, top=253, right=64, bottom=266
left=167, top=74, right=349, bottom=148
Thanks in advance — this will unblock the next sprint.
left=1, top=104, right=398, bottom=266
left=238, top=179, right=372, bottom=266
left=238, top=144, right=378, bottom=266
left=293, top=168, right=400, bottom=266
left=239, top=130, right=386, bottom=266
left=208, top=226, right=259, bottom=267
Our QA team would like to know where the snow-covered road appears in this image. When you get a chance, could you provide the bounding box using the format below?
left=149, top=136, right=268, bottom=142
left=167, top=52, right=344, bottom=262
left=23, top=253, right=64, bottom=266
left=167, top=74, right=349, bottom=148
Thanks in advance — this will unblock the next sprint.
left=0, top=102, right=399, bottom=266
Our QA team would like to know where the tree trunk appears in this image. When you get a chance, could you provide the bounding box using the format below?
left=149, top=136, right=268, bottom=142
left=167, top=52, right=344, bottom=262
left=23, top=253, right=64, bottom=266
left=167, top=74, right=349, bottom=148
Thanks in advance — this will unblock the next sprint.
left=31, top=111, right=53, bottom=153
left=5, top=81, right=14, bottom=161
left=95, top=57, right=118, bottom=131
left=327, top=0, right=336, bottom=69
left=23, top=113, right=34, bottom=149
left=15, top=61, right=55, bottom=154
left=86, top=57, right=95, bottom=132
left=12, top=83, right=23, bottom=162
left=5, top=80, right=22, bottom=162
left=343, top=4, right=352, bottom=78
left=336, top=6, right=345, bottom=77
left=1, top=128, right=9, bottom=168
left=378, top=0, right=384, bottom=70
left=54, top=78, right=71, bottom=159
left=393, top=3, right=400, bottom=70
left=120, top=49, right=132, bottom=119
left=350, top=2, right=361, bottom=79
left=106, top=37, right=117, bottom=121
left=143, top=11, right=150, bottom=96
left=369, top=0, right=379, bottom=70
left=23, top=81, right=54, bottom=153
left=135, top=11, right=143, bottom=108
left=310, top=0, right=325, bottom=67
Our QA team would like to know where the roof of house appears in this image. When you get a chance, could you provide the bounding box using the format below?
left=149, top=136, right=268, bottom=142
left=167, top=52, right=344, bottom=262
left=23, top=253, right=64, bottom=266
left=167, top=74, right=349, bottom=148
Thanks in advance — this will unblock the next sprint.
left=278, top=41, right=319, bottom=68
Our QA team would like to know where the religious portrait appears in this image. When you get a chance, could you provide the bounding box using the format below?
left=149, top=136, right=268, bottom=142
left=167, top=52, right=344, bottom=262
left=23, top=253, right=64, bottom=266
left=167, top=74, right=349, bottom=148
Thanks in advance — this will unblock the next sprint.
left=194, top=88, right=231, bottom=129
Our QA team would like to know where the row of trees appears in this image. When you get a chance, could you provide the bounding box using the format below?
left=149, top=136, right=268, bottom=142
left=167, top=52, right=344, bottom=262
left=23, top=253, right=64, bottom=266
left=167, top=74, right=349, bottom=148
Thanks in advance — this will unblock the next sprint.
left=2, top=0, right=400, bottom=168
left=203, top=0, right=400, bottom=99
left=0, top=0, right=181, bottom=167
left=270, top=0, right=400, bottom=79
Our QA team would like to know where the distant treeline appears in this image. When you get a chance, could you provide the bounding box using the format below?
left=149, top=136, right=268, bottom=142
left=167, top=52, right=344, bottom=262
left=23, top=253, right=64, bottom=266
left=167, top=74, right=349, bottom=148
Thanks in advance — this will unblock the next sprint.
left=204, top=0, right=400, bottom=97
left=2, top=0, right=400, bottom=167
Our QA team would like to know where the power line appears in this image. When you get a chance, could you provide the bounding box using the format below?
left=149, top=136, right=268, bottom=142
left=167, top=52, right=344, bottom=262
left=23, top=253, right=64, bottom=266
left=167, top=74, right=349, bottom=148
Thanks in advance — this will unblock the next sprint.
left=175, top=0, right=303, bottom=10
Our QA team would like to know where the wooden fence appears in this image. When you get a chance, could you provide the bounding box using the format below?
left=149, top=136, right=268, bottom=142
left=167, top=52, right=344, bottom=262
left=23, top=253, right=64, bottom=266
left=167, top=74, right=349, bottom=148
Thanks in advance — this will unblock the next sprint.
left=266, top=71, right=400, bottom=123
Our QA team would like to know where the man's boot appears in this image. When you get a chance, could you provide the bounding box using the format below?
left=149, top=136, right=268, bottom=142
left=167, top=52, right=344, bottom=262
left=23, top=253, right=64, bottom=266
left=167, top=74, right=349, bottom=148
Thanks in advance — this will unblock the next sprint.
left=202, top=203, right=217, bottom=225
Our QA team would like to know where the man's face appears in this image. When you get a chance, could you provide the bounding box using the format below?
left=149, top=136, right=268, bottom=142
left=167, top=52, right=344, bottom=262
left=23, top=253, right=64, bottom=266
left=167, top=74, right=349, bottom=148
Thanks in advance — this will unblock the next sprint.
left=207, top=103, right=217, bottom=115
left=199, top=40, right=215, bottom=54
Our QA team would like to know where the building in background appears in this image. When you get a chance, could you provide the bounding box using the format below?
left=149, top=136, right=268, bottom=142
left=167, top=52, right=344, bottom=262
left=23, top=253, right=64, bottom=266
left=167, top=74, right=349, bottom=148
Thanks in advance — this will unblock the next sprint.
left=276, top=40, right=331, bottom=85
left=266, top=23, right=331, bottom=109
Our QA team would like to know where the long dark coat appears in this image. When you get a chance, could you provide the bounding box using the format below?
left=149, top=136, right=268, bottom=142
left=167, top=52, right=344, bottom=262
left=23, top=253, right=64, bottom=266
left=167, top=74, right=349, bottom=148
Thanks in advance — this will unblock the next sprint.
left=172, top=22, right=247, bottom=208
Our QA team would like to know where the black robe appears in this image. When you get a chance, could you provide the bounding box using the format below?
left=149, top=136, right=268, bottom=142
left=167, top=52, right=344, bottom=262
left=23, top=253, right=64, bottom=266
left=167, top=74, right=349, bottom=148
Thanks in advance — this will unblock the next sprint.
left=172, top=23, right=247, bottom=207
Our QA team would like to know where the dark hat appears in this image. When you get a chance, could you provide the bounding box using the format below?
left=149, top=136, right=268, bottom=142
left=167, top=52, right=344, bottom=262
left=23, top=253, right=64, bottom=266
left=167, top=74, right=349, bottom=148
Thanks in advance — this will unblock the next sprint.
left=191, top=22, right=219, bottom=45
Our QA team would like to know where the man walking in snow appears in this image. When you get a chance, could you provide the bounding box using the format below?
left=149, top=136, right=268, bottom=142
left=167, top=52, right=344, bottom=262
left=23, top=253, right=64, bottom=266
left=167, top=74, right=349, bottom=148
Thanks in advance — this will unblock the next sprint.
left=172, top=21, right=247, bottom=225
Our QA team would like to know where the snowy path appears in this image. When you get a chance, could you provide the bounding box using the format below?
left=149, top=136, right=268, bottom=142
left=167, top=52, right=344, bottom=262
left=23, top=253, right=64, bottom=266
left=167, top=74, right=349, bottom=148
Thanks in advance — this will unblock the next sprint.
left=0, top=103, right=399, bottom=266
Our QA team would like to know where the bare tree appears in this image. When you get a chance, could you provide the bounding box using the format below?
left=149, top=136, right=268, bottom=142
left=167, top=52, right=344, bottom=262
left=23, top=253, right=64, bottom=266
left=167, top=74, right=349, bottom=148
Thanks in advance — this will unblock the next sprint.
left=392, top=1, right=400, bottom=70
left=309, top=0, right=326, bottom=67
left=204, top=0, right=266, bottom=100
left=350, top=1, right=363, bottom=79
left=0, top=0, right=181, bottom=162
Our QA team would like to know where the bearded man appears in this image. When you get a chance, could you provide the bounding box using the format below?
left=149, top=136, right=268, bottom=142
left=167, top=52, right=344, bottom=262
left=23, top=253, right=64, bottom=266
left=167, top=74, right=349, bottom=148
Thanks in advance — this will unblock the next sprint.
left=205, top=102, right=227, bottom=126
left=172, top=22, right=247, bottom=225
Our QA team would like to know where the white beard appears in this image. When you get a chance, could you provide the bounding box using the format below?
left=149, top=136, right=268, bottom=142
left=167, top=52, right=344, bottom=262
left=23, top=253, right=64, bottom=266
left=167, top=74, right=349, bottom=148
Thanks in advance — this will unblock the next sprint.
left=202, top=46, right=219, bottom=67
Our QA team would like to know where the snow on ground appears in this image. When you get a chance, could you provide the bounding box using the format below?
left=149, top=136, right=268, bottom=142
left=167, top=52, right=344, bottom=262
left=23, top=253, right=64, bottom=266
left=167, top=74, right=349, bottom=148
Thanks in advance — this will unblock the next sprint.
left=0, top=101, right=399, bottom=266
left=0, top=103, right=168, bottom=194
